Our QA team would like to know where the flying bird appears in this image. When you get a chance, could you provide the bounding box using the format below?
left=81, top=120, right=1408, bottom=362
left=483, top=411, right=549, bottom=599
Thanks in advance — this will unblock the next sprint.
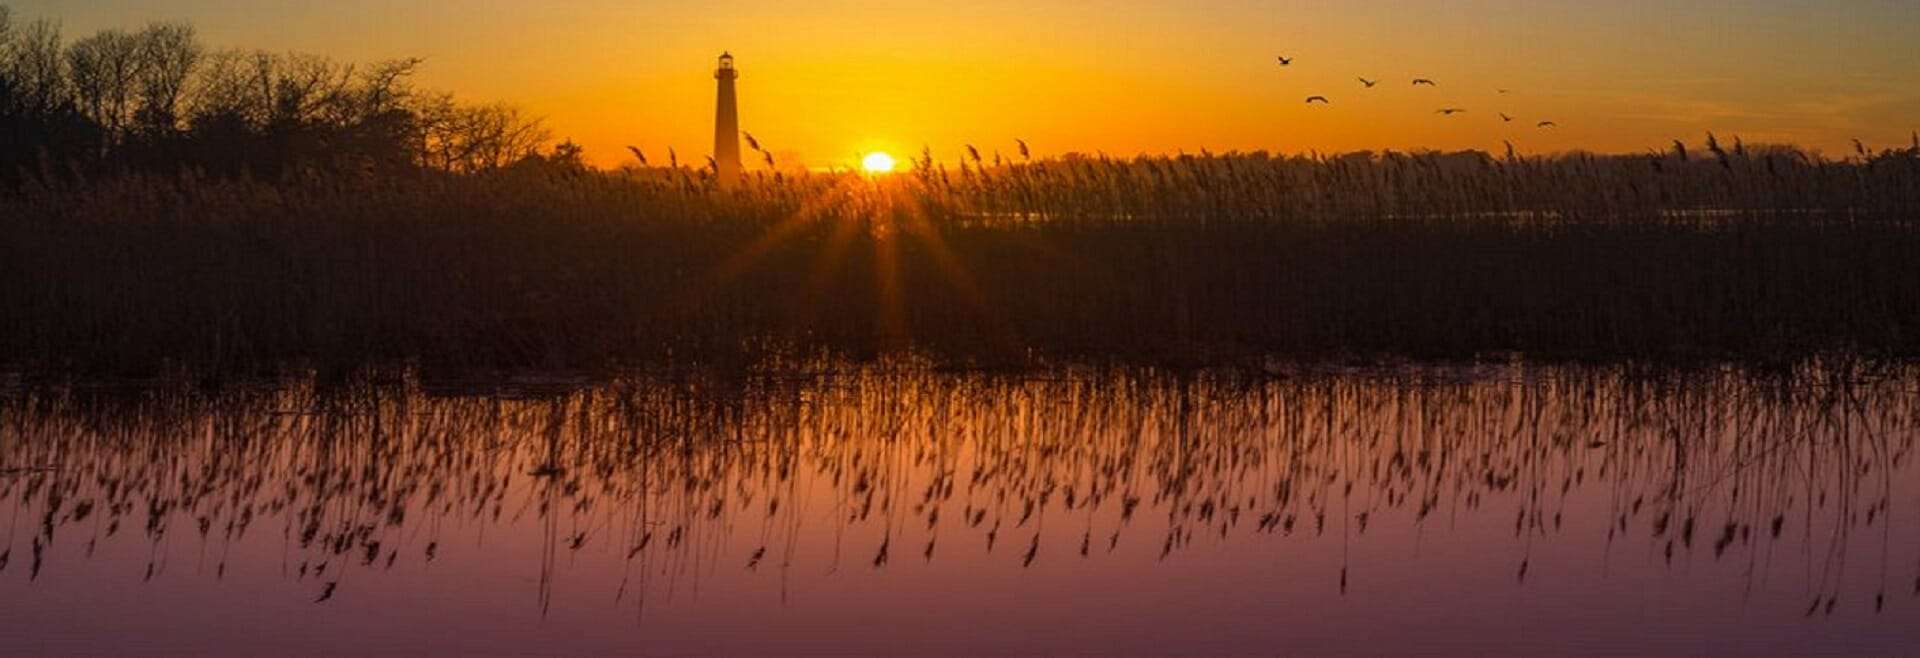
left=1412, top=78, right=1438, bottom=86
left=1436, top=108, right=1467, bottom=115
left=1499, top=113, right=1515, bottom=123
left=1537, top=121, right=1558, bottom=128
left=1357, top=77, right=1379, bottom=88
left=1277, top=56, right=1294, bottom=66
left=1497, top=89, right=1511, bottom=94
left=1305, top=96, right=1330, bottom=104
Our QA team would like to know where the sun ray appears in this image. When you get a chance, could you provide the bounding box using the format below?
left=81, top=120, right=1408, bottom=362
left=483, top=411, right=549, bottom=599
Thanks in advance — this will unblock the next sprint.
left=893, top=199, right=1024, bottom=355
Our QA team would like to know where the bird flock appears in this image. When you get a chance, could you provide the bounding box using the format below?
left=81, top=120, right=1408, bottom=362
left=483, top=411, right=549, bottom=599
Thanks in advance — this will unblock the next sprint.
left=1277, top=55, right=1558, bottom=129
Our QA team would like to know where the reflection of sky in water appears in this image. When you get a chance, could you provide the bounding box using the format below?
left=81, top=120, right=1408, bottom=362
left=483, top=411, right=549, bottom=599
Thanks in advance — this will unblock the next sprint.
left=2, top=366, right=1917, bottom=656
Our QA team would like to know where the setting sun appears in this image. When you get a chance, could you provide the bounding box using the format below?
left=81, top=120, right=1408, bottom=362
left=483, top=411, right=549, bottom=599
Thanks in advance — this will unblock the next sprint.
left=6, top=2, right=1920, bottom=656
left=861, top=152, right=897, bottom=174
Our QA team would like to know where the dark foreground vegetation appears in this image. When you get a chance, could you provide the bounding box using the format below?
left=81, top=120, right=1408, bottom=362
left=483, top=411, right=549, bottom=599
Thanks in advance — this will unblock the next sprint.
left=4, top=4, right=1919, bottom=376
left=4, top=144, right=1919, bottom=376
left=5, top=366, right=1913, bottom=617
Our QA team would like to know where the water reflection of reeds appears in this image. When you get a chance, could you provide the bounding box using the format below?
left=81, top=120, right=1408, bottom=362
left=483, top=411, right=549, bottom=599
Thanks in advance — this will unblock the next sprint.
left=2, top=365, right=1915, bottom=617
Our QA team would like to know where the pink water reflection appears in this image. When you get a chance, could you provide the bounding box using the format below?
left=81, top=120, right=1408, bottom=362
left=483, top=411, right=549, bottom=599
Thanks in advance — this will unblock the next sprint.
left=2, top=367, right=1916, bottom=656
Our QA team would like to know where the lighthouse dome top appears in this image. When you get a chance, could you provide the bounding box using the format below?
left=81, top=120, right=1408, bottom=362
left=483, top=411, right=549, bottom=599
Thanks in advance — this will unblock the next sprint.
left=718, top=52, right=734, bottom=69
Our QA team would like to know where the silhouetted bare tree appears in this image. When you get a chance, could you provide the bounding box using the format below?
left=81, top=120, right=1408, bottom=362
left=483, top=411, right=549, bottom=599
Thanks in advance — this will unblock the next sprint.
left=131, top=22, right=199, bottom=137
left=4, top=16, right=68, bottom=116
left=1, top=14, right=100, bottom=180
left=416, top=98, right=550, bottom=173
left=0, top=3, right=560, bottom=186
left=66, top=28, right=143, bottom=149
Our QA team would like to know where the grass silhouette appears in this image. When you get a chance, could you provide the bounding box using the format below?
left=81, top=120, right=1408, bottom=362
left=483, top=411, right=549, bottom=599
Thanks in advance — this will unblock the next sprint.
left=0, top=364, right=1911, bottom=613
left=2, top=143, right=1918, bottom=376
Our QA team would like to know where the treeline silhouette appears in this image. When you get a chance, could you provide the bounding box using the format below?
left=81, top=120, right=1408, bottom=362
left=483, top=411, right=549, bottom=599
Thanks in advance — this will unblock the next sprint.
left=0, top=5, right=573, bottom=187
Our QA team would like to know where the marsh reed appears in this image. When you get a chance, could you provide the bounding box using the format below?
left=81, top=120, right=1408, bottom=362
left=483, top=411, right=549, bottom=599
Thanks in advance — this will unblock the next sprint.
left=2, top=144, right=1918, bottom=375
left=1, top=365, right=1913, bottom=613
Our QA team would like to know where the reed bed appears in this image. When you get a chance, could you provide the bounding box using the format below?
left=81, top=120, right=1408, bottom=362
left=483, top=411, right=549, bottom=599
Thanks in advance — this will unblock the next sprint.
left=2, top=146, right=1918, bottom=375
left=2, top=365, right=1913, bottom=611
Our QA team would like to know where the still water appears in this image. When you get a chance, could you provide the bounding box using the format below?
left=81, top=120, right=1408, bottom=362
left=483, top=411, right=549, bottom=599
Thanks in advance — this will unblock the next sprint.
left=2, top=366, right=1916, bottom=656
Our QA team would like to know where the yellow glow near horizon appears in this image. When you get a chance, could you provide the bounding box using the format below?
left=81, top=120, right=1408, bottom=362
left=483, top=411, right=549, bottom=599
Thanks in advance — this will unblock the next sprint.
left=17, top=1, right=1919, bottom=167
left=862, top=152, right=897, bottom=174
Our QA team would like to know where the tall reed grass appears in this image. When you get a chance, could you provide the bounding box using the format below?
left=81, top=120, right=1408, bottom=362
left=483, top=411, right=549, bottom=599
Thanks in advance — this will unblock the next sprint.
left=2, top=145, right=1917, bottom=376
left=2, top=365, right=1912, bottom=608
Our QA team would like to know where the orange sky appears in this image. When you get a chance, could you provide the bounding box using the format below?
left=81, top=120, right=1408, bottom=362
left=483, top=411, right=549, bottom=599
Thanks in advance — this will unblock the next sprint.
left=18, top=1, right=1920, bottom=168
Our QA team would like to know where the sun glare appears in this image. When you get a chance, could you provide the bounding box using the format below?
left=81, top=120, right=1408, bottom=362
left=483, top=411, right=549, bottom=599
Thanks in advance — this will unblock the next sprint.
left=862, top=152, right=897, bottom=174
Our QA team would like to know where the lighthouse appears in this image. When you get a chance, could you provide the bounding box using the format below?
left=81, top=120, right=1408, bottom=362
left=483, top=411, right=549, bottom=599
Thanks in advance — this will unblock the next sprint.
left=713, top=52, right=743, bottom=186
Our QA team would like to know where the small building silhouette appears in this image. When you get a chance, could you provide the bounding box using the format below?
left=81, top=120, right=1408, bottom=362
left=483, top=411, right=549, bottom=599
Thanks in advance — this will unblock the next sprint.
left=713, top=52, right=743, bottom=186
